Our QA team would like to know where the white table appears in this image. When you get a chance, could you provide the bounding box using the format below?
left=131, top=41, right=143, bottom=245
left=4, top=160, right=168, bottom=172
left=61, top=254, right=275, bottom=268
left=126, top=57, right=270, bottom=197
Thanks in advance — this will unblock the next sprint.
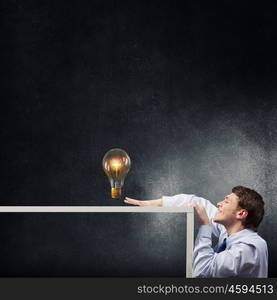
left=0, top=206, right=194, bottom=277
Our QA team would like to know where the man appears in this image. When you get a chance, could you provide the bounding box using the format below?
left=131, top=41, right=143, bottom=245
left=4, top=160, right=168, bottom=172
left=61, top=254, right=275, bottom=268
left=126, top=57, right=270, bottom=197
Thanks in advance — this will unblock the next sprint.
left=124, top=186, right=268, bottom=278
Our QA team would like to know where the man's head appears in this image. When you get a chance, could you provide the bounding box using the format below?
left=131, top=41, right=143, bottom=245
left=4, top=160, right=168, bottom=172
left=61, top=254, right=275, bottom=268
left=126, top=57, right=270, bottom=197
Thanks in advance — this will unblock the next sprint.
left=213, top=186, right=264, bottom=231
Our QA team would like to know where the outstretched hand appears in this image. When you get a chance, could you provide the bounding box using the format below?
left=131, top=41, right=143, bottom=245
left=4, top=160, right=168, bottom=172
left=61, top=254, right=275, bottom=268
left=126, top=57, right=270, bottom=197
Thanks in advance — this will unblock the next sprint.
left=124, top=197, right=162, bottom=206
left=124, top=197, right=152, bottom=206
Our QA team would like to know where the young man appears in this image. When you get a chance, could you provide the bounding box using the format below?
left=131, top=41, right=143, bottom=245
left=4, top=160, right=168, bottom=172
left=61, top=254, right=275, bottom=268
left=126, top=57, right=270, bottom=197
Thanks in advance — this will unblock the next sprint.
left=124, top=186, right=268, bottom=278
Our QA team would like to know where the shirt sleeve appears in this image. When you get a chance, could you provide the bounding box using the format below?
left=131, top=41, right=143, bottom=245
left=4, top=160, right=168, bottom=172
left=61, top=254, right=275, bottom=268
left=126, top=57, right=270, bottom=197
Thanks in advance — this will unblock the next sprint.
left=193, top=225, right=257, bottom=277
left=162, top=194, right=225, bottom=237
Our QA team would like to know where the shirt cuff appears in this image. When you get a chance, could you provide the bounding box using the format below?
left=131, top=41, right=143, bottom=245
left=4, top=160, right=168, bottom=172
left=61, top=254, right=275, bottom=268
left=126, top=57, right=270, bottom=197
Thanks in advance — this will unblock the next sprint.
left=162, top=196, right=172, bottom=207
left=198, top=225, right=212, bottom=238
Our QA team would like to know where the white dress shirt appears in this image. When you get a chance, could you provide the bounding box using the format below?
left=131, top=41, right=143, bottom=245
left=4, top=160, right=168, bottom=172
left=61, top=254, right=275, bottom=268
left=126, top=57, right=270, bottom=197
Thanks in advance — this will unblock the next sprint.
left=162, top=194, right=268, bottom=278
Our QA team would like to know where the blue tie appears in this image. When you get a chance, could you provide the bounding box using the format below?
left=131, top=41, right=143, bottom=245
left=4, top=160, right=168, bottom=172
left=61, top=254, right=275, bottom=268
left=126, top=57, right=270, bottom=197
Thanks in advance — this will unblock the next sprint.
left=216, top=238, right=227, bottom=253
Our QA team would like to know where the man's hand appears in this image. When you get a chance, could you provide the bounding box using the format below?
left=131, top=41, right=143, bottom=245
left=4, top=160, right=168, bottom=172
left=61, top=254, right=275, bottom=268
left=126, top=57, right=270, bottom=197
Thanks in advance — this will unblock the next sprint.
left=191, top=203, right=211, bottom=226
left=124, top=197, right=162, bottom=206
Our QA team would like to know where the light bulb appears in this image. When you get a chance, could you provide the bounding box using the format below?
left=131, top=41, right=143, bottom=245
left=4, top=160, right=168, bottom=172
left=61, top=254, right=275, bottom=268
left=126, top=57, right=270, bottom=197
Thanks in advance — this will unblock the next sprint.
left=102, top=148, right=131, bottom=198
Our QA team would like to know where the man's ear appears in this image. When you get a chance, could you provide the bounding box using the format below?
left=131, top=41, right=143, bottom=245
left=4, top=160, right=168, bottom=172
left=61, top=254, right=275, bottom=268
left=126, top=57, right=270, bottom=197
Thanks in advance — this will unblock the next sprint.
left=237, top=209, right=248, bottom=220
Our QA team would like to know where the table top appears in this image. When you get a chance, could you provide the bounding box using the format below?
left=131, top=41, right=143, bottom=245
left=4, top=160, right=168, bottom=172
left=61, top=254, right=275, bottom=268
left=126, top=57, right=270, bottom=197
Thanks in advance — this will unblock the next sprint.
left=0, top=206, right=194, bottom=213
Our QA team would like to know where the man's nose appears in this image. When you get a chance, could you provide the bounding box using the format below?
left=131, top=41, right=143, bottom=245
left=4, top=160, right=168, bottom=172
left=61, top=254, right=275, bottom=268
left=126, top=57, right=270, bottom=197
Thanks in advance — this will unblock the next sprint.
left=217, top=201, right=222, bottom=207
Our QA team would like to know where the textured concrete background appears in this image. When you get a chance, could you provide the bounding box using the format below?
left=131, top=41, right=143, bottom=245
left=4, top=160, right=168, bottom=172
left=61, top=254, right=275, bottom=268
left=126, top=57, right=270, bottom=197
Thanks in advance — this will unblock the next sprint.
left=1, top=0, right=277, bottom=276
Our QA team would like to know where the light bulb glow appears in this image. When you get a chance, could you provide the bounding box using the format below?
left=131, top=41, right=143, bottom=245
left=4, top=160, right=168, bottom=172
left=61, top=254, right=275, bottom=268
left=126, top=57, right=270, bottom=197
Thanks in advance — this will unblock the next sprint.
left=102, top=148, right=131, bottom=198
left=110, top=159, right=122, bottom=170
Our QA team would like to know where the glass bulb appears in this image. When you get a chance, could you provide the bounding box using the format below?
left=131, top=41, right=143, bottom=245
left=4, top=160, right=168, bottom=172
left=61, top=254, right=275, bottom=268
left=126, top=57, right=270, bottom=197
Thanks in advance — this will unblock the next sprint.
left=102, top=148, right=131, bottom=198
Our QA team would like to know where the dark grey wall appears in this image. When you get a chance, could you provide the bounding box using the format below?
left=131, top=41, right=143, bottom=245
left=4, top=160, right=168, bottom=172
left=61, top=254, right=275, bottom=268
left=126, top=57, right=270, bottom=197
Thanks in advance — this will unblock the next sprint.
left=1, top=0, right=277, bottom=276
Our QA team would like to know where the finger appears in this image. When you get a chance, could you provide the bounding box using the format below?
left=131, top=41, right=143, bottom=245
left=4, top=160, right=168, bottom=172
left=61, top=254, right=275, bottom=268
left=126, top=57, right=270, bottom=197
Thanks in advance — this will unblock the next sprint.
left=124, top=198, right=142, bottom=206
left=125, top=197, right=139, bottom=202
left=125, top=197, right=138, bottom=201
left=194, top=204, right=204, bottom=211
left=193, top=204, right=205, bottom=217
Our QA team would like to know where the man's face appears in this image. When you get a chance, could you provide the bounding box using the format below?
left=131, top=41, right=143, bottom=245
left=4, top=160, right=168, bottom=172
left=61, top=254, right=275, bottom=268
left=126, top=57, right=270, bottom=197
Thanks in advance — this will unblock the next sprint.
left=213, top=193, right=242, bottom=226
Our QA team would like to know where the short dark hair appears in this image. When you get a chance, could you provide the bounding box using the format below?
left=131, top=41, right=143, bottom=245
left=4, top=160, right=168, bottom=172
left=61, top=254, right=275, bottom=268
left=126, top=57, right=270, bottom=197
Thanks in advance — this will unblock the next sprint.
left=232, top=186, right=264, bottom=231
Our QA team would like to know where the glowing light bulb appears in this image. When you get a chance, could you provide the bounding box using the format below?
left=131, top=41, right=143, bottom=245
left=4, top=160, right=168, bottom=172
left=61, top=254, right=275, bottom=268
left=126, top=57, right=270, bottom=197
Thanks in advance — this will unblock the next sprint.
left=102, top=148, right=131, bottom=198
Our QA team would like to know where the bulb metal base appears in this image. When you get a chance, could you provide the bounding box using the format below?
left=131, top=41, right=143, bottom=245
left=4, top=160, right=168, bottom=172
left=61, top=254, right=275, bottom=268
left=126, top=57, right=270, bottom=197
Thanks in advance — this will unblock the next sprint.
left=111, top=187, right=121, bottom=198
